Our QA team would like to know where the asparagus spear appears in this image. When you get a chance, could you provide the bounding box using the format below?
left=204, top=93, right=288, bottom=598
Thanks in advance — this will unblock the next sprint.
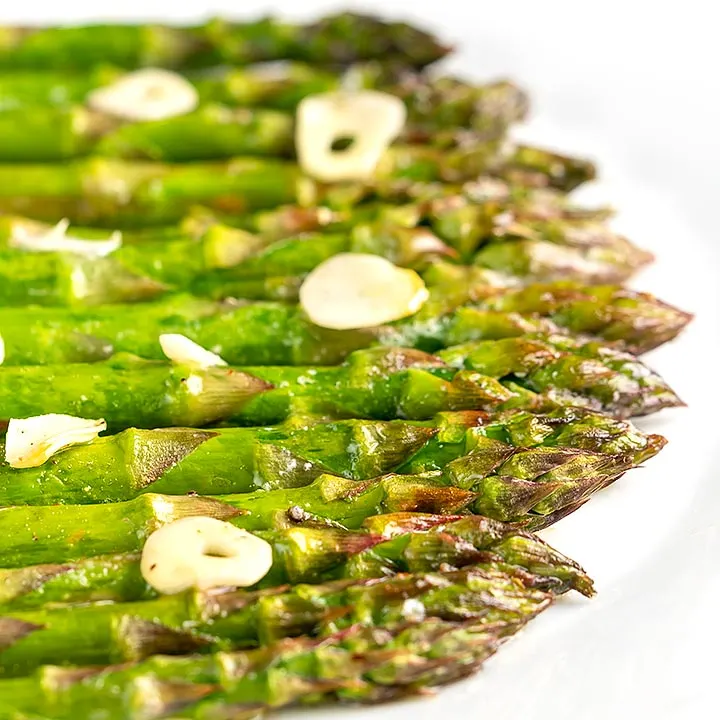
left=0, top=105, right=296, bottom=162
left=423, top=267, right=692, bottom=353
left=0, top=77, right=528, bottom=162
left=0, top=145, right=504, bottom=226
left=0, top=216, right=458, bottom=307
left=0, top=208, right=653, bottom=305
left=0, top=337, right=679, bottom=428
left=0, top=436, right=650, bottom=569
left=0, top=284, right=689, bottom=367
left=436, top=334, right=682, bottom=417
left=0, top=406, right=660, bottom=506
left=0, top=513, right=594, bottom=610
left=0, top=219, right=653, bottom=307
left=499, top=143, right=597, bottom=191
left=0, top=63, right=354, bottom=113
left=0, top=355, right=272, bottom=431
left=0, top=13, right=449, bottom=71
left=0, top=565, right=553, bottom=677
left=0, top=616, right=536, bottom=716
left=0, top=250, right=170, bottom=307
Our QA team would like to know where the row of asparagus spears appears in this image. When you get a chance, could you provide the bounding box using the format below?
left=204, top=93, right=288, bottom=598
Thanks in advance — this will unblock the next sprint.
left=0, top=10, right=689, bottom=718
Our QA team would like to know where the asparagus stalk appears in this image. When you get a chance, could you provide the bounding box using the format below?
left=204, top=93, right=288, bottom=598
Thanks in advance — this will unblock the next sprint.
left=0, top=62, right=361, bottom=113
left=0, top=217, right=457, bottom=307
left=0, top=250, right=170, bottom=307
left=0, top=145, right=505, bottom=226
left=0, top=337, right=679, bottom=428
left=0, top=565, right=553, bottom=677
left=0, top=406, right=660, bottom=506
left=0, top=77, right=528, bottom=162
left=0, top=284, right=689, bottom=367
left=0, top=433, right=652, bottom=569
left=0, top=513, right=594, bottom=610
left=0, top=13, right=449, bottom=71
left=0, top=616, right=535, bottom=715
left=0, top=203, right=654, bottom=306
left=0, top=355, right=272, bottom=431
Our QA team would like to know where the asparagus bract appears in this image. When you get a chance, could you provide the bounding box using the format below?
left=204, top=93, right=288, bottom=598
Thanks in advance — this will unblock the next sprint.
left=0, top=512, right=594, bottom=609
left=0, top=566, right=551, bottom=677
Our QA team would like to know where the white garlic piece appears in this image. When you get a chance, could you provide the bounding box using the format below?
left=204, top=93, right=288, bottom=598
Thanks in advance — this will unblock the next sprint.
left=299, top=253, right=429, bottom=330
left=140, top=517, right=273, bottom=594
left=87, top=68, right=199, bottom=122
left=159, top=334, right=227, bottom=369
left=296, top=90, right=406, bottom=182
left=5, top=414, right=106, bottom=469
left=9, top=218, right=122, bottom=258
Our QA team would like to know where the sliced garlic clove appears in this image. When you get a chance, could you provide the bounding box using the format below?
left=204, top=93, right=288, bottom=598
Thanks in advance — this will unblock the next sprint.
left=87, top=68, right=199, bottom=122
left=159, top=333, right=228, bottom=369
left=296, top=90, right=407, bottom=182
left=141, top=516, right=273, bottom=594
left=5, top=414, right=106, bottom=469
left=299, top=253, right=429, bottom=330
left=9, top=218, right=122, bottom=258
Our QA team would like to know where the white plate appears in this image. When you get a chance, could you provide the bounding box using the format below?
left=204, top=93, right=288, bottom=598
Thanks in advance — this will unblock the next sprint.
left=6, top=1, right=719, bottom=717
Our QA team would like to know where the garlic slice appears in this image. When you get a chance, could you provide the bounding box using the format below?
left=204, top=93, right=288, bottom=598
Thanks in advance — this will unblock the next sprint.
left=87, top=68, right=199, bottom=122
left=299, top=253, right=429, bottom=330
left=5, top=414, right=106, bottom=469
left=296, top=90, right=406, bottom=182
left=141, top=516, right=273, bottom=594
left=9, top=219, right=122, bottom=258
left=159, top=334, right=227, bottom=369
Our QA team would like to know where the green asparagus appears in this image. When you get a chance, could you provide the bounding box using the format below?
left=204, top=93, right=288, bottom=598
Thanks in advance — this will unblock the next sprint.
left=0, top=216, right=458, bottom=307
left=0, top=339, right=680, bottom=428
left=0, top=145, right=507, bottom=226
left=0, top=436, right=654, bottom=568
left=423, top=267, right=692, bottom=353
left=0, top=355, right=272, bottom=431
left=0, top=77, right=529, bottom=161
left=0, top=565, right=554, bottom=677
left=0, top=287, right=690, bottom=367
left=0, top=513, right=594, bottom=610
left=0, top=406, right=661, bottom=505
left=0, top=204, right=657, bottom=305
left=0, top=63, right=359, bottom=113
left=0, top=617, right=532, bottom=716
left=0, top=13, right=449, bottom=71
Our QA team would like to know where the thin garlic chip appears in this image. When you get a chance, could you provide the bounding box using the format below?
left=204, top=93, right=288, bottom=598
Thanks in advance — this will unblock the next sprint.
left=299, top=253, right=429, bottom=330
left=87, top=68, right=199, bottom=122
left=141, top=516, right=273, bottom=594
left=9, top=218, right=122, bottom=258
left=296, top=90, right=407, bottom=182
left=159, top=333, right=227, bottom=369
left=5, top=414, right=106, bottom=469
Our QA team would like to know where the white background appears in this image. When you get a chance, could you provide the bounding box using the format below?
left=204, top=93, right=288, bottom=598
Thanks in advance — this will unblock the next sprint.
left=2, top=1, right=719, bottom=718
